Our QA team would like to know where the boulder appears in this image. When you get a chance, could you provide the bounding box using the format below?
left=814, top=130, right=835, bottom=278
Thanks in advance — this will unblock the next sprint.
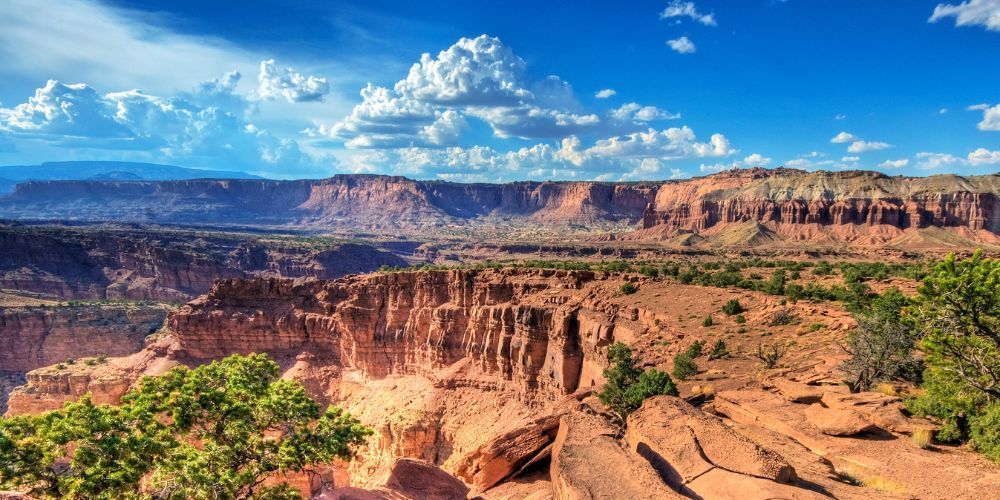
left=550, top=408, right=683, bottom=499
left=626, top=396, right=795, bottom=485
left=454, top=414, right=560, bottom=491
left=771, top=378, right=824, bottom=404
left=804, top=403, right=876, bottom=436
left=317, top=458, right=469, bottom=500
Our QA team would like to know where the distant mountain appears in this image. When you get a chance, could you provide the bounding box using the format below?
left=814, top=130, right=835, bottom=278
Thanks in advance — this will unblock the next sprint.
left=0, top=161, right=264, bottom=193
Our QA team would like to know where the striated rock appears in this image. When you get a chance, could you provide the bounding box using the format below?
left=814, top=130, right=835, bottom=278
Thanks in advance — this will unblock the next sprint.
left=0, top=304, right=167, bottom=372
left=454, top=414, right=560, bottom=491
left=550, top=406, right=683, bottom=500
left=1, top=170, right=998, bottom=244
left=0, top=225, right=408, bottom=301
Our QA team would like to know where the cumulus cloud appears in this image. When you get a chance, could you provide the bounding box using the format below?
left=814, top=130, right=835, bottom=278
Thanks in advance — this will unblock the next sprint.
left=976, top=103, right=1000, bottom=131
left=610, top=102, right=680, bottom=122
left=257, top=60, right=329, bottom=102
left=345, top=125, right=734, bottom=182
left=595, top=89, right=617, bottom=99
left=666, top=36, right=697, bottom=54
left=831, top=131, right=891, bottom=153
left=847, top=140, right=892, bottom=153
left=915, top=152, right=964, bottom=169
left=467, top=105, right=599, bottom=139
left=699, top=153, right=771, bottom=173
left=878, top=159, right=909, bottom=169
left=968, top=147, right=1000, bottom=165
left=0, top=76, right=327, bottom=174
left=394, top=35, right=531, bottom=106
left=660, top=1, right=717, bottom=26
left=929, top=0, right=1000, bottom=31
left=830, top=131, right=858, bottom=143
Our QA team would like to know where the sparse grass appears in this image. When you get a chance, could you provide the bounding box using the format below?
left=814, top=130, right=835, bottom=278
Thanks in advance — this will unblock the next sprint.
left=873, top=383, right=898, bottom=397
left=691, top=384, right=715, bottom=398
left=840, top=466, right=906, bottom=493
left=912, top=428, right=934, bottom=449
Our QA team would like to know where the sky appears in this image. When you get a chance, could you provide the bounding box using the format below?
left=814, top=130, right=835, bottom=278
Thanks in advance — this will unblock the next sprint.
left=0, top=0, right=997, bottom=181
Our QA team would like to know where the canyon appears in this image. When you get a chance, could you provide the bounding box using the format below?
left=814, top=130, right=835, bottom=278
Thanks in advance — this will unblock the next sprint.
left=0, top=169, right=997, bottom=247
left=7, top=268, right=1000, bottom=498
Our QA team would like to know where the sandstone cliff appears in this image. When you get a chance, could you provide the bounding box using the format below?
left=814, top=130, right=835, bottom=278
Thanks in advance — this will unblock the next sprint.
left=0, top=225, right=409, bottom=301
left=1, top=169, right=998, bottom=245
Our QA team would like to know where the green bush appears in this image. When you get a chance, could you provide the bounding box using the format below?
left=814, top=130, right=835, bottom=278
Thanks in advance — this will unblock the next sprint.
left=620, top=282, right=637, bottom=295
left=970, top=403, right=1000, bottom=463
left=598, top=343, right=678, bottom=419
left=708, top=340, right=729, bottom=360
left=769, top=309, right=797, bottom=326
left=721, top=299, right=745, bottom=315
left=685, top=340, right=704, bottom=358
left=702, top=315, right=715, bottom=327
left=672, top=353, right=698, bottom=380
left=735, top=314, right=747, bottom=324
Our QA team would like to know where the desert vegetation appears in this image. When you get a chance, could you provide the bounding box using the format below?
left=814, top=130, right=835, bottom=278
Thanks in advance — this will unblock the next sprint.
left=0, top=354, right=371, bottom=498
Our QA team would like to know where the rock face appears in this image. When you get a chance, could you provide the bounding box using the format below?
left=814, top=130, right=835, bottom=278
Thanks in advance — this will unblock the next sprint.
left=638, top=168, right=1000, bottom=235
left=1, top=169, right=998, bottom=242
left=0, top=304, right=167, bottom=372
left=0, top=225, right=409, bottom=301
left=168, top=269, right=611, bottom=397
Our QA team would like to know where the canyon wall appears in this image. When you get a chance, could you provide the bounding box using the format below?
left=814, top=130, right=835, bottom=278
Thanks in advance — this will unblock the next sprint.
left=169, top=269, right=618, bottom=399
left=1, top=169, right=998, bottom=239
left=0, top=225, right=409, bottom=301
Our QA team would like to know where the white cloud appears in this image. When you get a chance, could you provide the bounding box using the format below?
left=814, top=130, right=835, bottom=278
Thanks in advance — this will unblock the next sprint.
left=977, top=103, right=1000, bottom=131
left=968, top=103, right=990, bottom=110
left=257, top=60, right=329, bottom=103
left=968, top=148, right=1000, bottom=165
left=467, top=105, right=599, bottom=139
left=666, top=36, right=697, bottom=54
left=588, top=126, right=735, bottom=159
left=939, top=108, right=949, bottom=114
left=847, top=140, right=892, bottom=153
left=830, top=131, right=858, bottom=143
left=929, top=0, right=1000, bottom=31
left=699, top=153, right=771, bottom=173
left=610, top=102, right=680, bottom=122
left=915, top=152, right=964, bottom=169
left=0, top=76, right=328, bottom=174
left=346, top=125, right=735, bottom=182
left=394, top=35, right=531, bottom=106
left=841, top=156, right=860, bottom=162
left=595, top=89, right=617, bottom=99
left=834, top=114, right=847, bottom=120
left=660, top=1, right=717, bottom=26
left=878, top=159, right=909, bottom=169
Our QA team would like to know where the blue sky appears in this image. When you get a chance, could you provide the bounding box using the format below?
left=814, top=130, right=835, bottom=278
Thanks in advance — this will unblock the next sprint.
left=0, top=0, right=997, bottom=180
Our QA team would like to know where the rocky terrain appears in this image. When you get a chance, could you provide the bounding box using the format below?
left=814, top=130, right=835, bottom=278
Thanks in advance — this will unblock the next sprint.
left=1, top=168, right=998, bottom=247
left=0, top=224, right=409, bottom=301
left=8, top=268, right=999, bottom=498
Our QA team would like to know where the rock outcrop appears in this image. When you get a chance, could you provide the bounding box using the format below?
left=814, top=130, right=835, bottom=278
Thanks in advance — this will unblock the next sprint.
left=2, top=169, right=997, bottom=244
left=0, top=225, right=408, bottom=301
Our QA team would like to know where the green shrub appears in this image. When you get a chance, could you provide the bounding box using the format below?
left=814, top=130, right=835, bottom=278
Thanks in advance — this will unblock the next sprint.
left=970, top=403, right=1000, bottom=463
left=620, top=282, right=637, bottom=295
left=708, top=340, right=729, bottom=360
left=813, top=261, right=834, bottom=276
left=672, top=353, right=698, bottom=381
left=638, top=265, right=659, bottom=278
left=685, top=340, right=704, bottom=358
left=598, top=343, right=678, bottom=419
left=721, top=299, right=744, bottom=315
left=753, top=343, right=787, bottom=369
left=735, top=314, right=747, bottom=324
left=702, top=315, right=715, bottom=327
left=769, top=309, right=797, bottom=326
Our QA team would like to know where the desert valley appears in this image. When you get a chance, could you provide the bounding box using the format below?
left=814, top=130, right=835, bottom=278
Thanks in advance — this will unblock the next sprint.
left=2, top=166, right=1000, bottom=498
left=2, top=1, right=1000, bottom=498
